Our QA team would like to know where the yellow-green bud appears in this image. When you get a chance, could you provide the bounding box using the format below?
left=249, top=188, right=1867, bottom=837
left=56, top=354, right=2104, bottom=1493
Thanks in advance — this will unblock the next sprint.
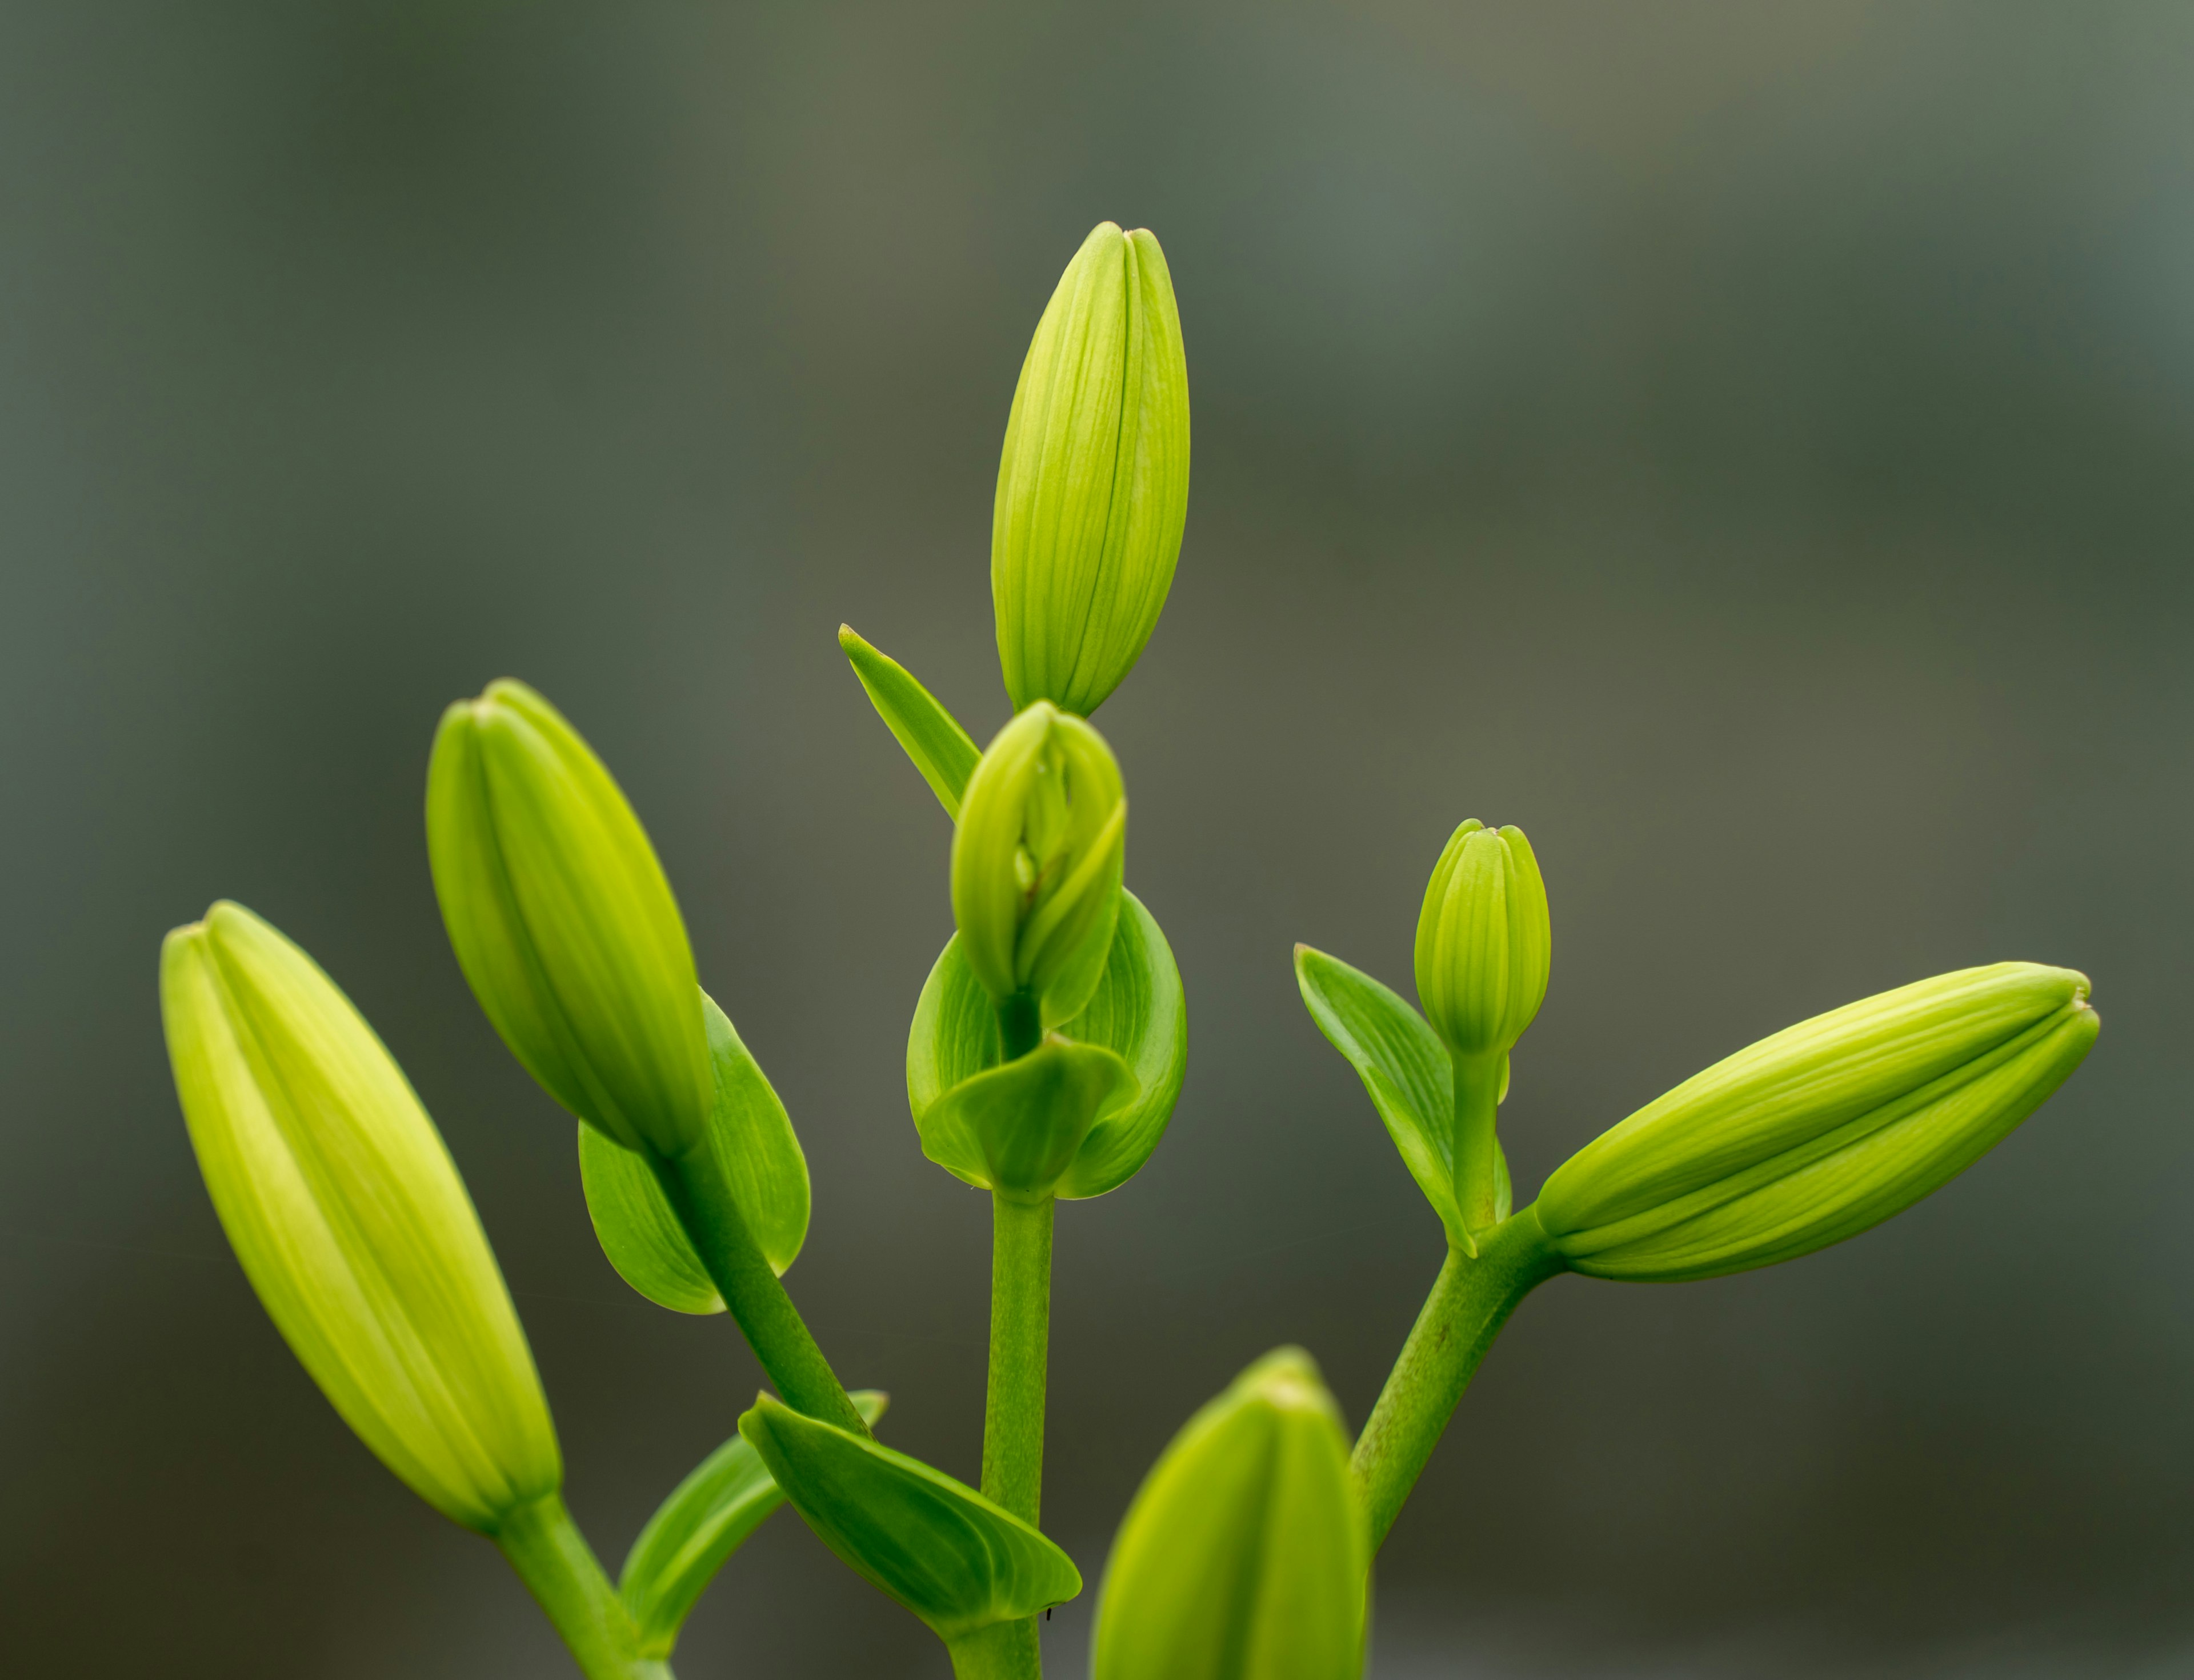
left=1538, top=962, right=2099, bottom=1281
left=993, top=221, right=1190, bottom=718
left=427, top=678, right=710, bottom=1158
left=950, top=701, right=1127, bottom=1032
left=160, top=901, right=560, bottom=1533
left=1413, top=819, right=1550, bottom=1059
left=1092, top=1347, right=1368, bottom=1680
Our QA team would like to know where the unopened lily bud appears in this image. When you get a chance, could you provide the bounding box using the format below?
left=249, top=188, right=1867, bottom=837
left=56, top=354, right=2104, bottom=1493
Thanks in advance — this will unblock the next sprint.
left=994, top=221, right=1190, bottom=718
left=161, top=902, right=560, bottom=1533
left=1538, top=963, right=2099, bottom=1281
left=1092, top=1347, right=1367, bottom=1680
left=1413, top=819, right=1550, bottom=1060
left=427, top=678, right=710, bottom=1158
left=951, top=701, right=1127, bottom=1035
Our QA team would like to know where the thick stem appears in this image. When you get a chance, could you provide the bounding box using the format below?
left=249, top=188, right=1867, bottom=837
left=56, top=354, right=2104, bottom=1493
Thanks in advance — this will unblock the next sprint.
left=998, top=992, right=1043, bottom=1062
left=1351, top=1207, right=1564, bottom=1554
left=1452, top=1050, right=1504, bottom=1237
left=982, top=1192, right=1054, bottom=1524
left=495, top=1493, right=675, bottom=1680
left=947, top=1619, right=1043, bottom=1679
left=650, top=1139, right=867, bottom=1435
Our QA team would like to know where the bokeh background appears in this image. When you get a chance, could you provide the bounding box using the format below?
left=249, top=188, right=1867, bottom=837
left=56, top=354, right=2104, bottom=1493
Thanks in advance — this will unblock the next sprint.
left=3, top=2, right=2189, bottom=1675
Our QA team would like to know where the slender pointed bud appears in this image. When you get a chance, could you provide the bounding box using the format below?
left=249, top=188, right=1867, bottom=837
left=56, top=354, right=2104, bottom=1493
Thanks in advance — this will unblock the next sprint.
left=1413, top=820, right=1550, bottom=1059
left=950, top=701, right=1127, bottom=1032
left=161, top=902, right=560, bottom=1533
left=994, top=222, right=1190, bottom=717
left=427, top=678, right=710, bottom=1158
left=1538, top=963, right=2100, bottom=1281
left=1093, top=1347, right=1367, bottom=1680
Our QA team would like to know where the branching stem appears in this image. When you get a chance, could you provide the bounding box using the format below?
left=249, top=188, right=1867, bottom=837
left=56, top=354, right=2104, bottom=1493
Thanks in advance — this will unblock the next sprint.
left=1352, top=1207, right=1564, bottom=1553
left=495, top=1493, right=675, bottom=1680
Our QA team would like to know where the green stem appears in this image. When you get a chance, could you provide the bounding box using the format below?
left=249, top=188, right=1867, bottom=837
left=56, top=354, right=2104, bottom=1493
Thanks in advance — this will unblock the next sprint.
left=494, top=1493, right=674, bottom=1680
left=1351, top=1207, right=1564, bottom=1554
left=982, top=1191, right=1054, bottom=1523
left=650, top=1139, right=868, bottom=1435
left=998, top=991, right=1043, bottom=1061
left=947, top=1620, right=1042, bottom=1679
left=1452, top=1050, right=1504, bottom=1237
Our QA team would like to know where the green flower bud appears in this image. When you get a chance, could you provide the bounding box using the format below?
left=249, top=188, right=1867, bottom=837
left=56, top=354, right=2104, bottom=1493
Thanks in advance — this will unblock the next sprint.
left=994, top=221, right=1190, bottom=717
left=1413, top=819, right=1550, bottom=1059
left=1538, top=963, right=2099, bottom=1281
left=737, top=1394, right=1081, bottom=1647
left=160, top=901, right=560, bottom=1533
left=1092, top=1347, right=1368, bottom=1680
left=427, top=678, right=710, bottom=1158
left=950, top=701, right=1127, bottom=1033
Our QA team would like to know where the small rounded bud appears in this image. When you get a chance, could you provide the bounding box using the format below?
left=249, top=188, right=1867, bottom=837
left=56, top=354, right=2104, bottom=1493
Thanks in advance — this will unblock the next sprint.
left=1413, top=820, right=1550, bottom=1059
left=1092, top=1347, right=1367, bottom=1680
left=993, top=222, right=1191, bottom=718
left=1538, top=962, right=2099, bottom=1280
left=426, top=679, right=711, bottom=1158
left=950, top=701, right=1127, bottom=1032
left=161, top=902, right=560, bottom=1532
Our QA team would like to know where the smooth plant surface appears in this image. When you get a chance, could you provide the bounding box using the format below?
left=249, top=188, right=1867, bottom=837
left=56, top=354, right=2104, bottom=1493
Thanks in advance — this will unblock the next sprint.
left=158, top=223, right=2101, bottom=1680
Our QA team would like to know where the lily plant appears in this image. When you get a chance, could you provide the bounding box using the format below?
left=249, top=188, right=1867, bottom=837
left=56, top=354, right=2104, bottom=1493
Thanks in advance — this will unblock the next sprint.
left=161, top=222, right=2100, bottom=1680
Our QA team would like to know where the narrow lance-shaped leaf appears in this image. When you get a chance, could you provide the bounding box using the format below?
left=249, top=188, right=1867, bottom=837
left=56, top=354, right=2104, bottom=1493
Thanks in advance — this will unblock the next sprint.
left=621, top=1390, right=890, bottom=1659
left=1294, top=945, right=1510, bottom=1251
left=839, top=625, right=982, bottom=819
left=578, top=990, right=811, bottom=1312
left=738, top=1394, right=1082, bottom=1646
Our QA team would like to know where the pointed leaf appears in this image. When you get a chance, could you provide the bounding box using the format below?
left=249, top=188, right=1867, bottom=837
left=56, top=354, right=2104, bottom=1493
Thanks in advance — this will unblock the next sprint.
left=910, top=890, right=1186, bottom=1199
left=580, top=990, right=810, bottom=1311
left=620, top=1389, right=888, bottom=1658
left=840, top=625, right=982, bottom=819
left=738, top=1394, right=1082, bottom=1641
left=1295, top=946, right=1510, bottom=1246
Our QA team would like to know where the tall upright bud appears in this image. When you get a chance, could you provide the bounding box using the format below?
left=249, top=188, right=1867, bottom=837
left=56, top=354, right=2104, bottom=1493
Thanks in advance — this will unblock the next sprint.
left=1413, top=819, right=1550, bottom=1235
left=993, top=222, right=1190, bottom=718
left=427, top=679, right=710, bottom=1159
left=951, top=701, right=1127, bottom=1045
left=1092, top=1348, right=1367, bottom=1680
left=161, top=901, right=560, bottom=1532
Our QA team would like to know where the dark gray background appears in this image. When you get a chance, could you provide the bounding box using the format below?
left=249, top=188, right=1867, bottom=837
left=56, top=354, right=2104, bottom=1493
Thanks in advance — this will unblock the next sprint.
left=3, top=2, right=2188, bottom=1675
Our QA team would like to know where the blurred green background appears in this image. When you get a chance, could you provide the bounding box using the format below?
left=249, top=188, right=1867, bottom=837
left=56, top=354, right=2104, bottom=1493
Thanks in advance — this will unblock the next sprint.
left=3, top=2, right=2188, bottom=1675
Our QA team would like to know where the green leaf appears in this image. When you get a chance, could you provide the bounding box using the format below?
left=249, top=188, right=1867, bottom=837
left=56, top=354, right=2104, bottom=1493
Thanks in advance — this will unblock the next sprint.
left=918, top=1036, right=1137, bottom=1198
left=839, top=625, right=982, bottom=819
left=620, top=1389, right=888, bottom=1658
left=737, top=1393, right=1082, bottom=1642
left=909, top=890, right=1187, bottom=1199
left=1293, top=945, right=1509, bottom=1250
left=579, top=990, right=810, bottom=1310
left=1091, top=1347, right=1367, bottom=1680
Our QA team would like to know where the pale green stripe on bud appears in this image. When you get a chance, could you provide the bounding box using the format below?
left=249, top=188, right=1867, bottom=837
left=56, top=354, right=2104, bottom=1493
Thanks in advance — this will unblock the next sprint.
left=1413, top=819, right=1550, bottom=1059
left=1538, top=962, right=2099, bottom=1280
left=950, top=701, right=1127, bottom=1031
left=994, top=222, right=1190, bottom=718
left=1092, top=1347, right=1367, bottom=1680
left=161, top=902, right=560, bottom=1532
left=427, top=678, right=711, bottom=1158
